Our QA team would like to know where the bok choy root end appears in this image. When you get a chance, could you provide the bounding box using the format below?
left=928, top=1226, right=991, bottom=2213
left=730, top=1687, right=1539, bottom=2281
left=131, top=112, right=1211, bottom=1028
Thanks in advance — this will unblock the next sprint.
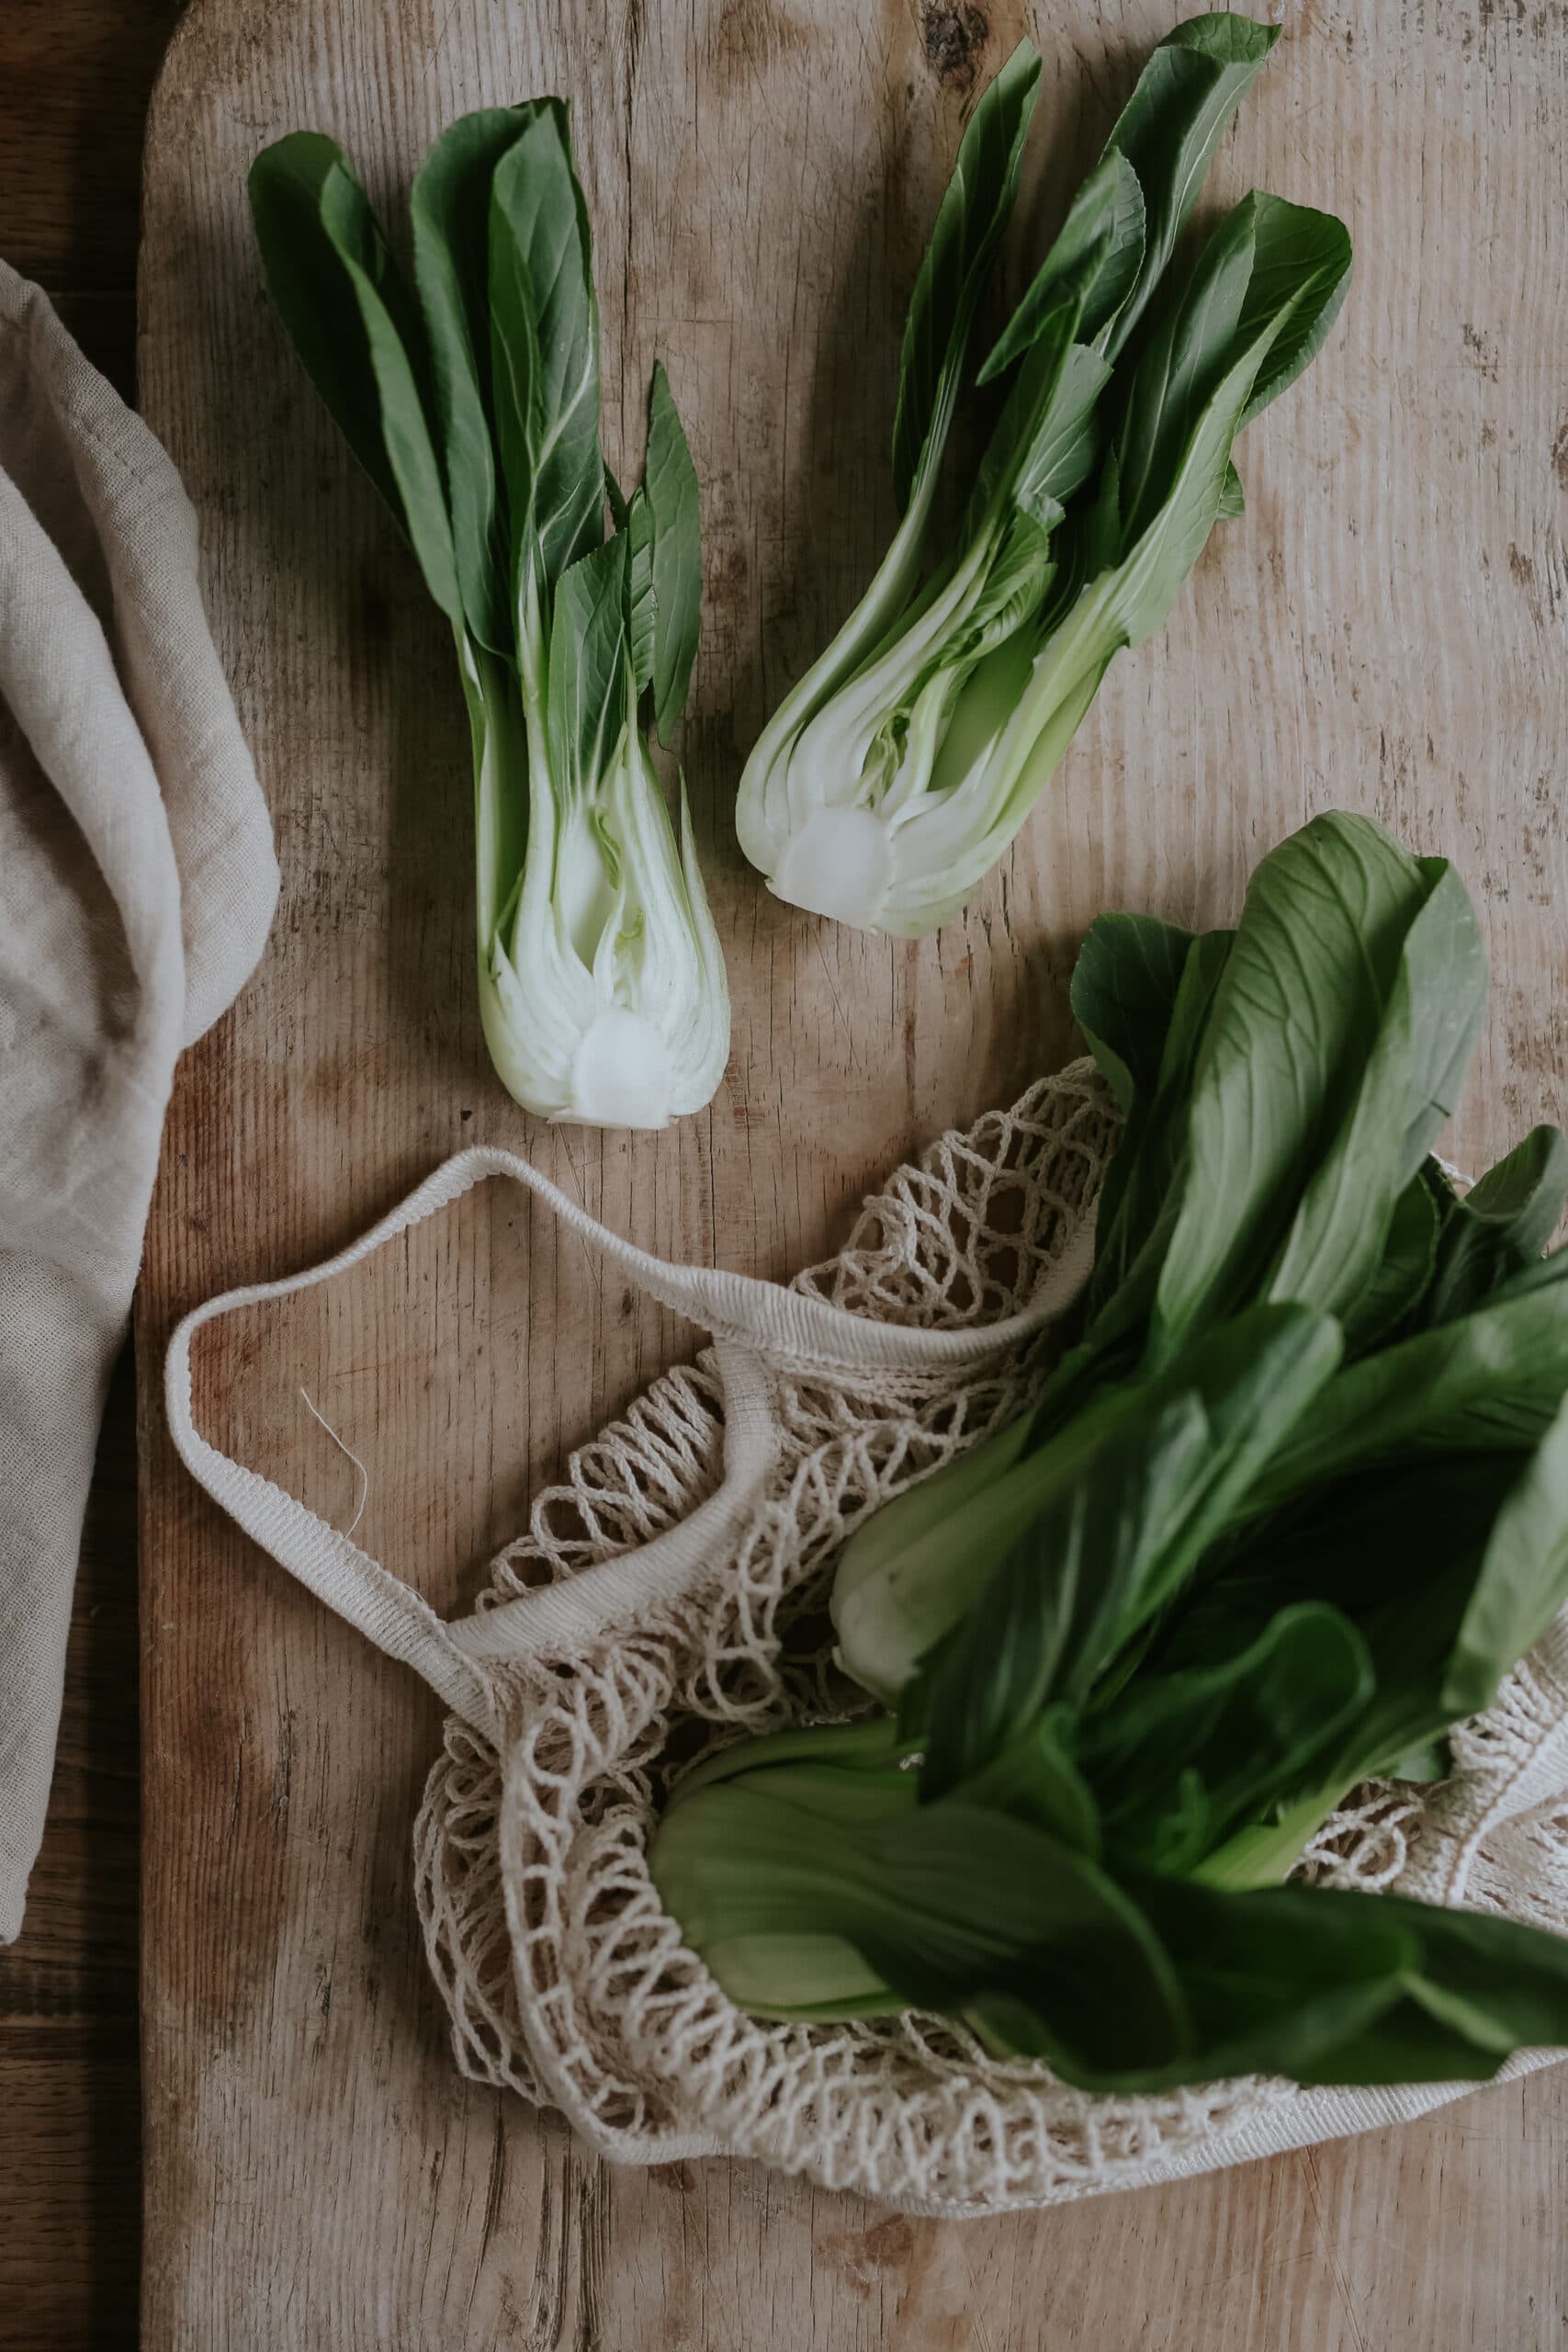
left=250, top=103, right=729, bottom=1129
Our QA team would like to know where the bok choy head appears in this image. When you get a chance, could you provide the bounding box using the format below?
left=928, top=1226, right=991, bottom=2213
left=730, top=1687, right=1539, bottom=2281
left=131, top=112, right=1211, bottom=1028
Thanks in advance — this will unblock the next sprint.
left=249, top=102, right=728, bottom=1128
left=650, top=812, right=1568, bottom=2092
left=736, top=15, right=1351, bottom=939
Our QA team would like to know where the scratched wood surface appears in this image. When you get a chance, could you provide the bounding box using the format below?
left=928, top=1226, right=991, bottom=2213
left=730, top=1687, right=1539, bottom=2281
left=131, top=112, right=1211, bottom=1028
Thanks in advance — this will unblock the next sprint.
left=135, top=1, right=1568, bottom=2345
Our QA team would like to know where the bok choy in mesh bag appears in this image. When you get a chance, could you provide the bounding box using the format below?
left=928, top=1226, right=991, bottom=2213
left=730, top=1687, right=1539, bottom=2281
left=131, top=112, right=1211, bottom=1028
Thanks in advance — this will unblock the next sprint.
left=249, top=102, right=728, bottom=1129
left=651, top=810, right=1568, bottom=2092
left=163, top=807, right=1568, bottom=2204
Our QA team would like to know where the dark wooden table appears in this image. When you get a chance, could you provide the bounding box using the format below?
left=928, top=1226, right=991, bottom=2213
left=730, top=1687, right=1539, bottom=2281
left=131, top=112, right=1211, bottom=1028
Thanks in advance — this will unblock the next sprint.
left=0, top=8, right=184, bottom=2342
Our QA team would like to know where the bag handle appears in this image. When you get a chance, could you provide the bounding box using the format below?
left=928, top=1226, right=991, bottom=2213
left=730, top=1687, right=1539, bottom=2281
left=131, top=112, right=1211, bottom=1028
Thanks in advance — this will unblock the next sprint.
left=165, top=1142, right=1096, bottom=1735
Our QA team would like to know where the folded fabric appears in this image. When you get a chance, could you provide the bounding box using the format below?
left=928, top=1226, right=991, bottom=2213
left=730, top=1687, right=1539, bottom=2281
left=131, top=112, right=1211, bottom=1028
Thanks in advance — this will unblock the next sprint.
left=0, top=262, right=277, bottom=1941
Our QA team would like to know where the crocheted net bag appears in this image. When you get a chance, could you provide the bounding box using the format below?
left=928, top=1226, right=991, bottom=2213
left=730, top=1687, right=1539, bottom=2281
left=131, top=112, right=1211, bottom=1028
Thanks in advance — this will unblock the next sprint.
left=166, top=1061, right=1568, bottom=2218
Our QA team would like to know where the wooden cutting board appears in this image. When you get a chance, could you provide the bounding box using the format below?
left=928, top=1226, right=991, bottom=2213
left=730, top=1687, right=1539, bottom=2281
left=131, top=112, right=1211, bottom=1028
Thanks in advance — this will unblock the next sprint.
left=135, top=1, right=1568, bottom=2344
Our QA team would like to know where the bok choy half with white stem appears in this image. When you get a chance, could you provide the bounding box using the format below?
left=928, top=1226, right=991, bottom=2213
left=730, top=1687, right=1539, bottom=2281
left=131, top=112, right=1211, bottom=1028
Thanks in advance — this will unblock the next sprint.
left=736, top=15, right=1353, bottom=938
left=249, top=101, right=728, bottom=1128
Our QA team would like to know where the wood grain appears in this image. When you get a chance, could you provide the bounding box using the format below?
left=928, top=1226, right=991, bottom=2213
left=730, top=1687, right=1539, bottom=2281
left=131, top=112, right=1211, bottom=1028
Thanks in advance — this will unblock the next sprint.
left=0, top=0, right=188, bottom=383
left=136, top=1, right=1568, bottom=2345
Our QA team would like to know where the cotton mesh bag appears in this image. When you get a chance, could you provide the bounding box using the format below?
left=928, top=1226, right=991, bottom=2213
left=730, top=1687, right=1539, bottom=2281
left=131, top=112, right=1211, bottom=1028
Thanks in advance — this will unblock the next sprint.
left=165, top=1063, right=1568, bottom=2215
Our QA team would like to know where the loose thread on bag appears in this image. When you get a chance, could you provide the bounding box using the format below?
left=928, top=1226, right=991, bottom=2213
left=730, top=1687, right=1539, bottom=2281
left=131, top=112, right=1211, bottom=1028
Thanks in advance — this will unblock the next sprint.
left=298, top=1385, right=369, bottom=1539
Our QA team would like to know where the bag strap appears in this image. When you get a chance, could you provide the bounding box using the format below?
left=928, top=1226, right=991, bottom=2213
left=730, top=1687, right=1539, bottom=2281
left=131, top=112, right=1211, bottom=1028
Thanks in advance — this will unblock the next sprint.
left=165, top=1142, right=1096, bottom=1735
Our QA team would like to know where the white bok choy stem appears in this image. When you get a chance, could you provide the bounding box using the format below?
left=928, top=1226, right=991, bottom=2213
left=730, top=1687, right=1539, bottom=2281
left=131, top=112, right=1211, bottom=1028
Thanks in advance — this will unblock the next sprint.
left=250, top=100, right=728, bottom=1127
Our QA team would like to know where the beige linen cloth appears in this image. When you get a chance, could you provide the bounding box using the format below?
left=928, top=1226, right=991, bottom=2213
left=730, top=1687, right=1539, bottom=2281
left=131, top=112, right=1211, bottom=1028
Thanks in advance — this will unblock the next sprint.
left=0, top=264, right=277, bottom=1940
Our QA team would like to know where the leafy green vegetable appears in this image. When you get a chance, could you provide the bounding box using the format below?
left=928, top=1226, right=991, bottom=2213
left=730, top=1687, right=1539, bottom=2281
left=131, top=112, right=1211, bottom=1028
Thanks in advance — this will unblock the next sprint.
left=651, top=1770, right=1568, bottom=2094
left=652, top=808, right=1568, bottom=2093
left=1339, top=1170, right=1443, bottom=1350
left=250, top=102, right=728, bottom=1128
left=737, top=17, right=1351, bottom=940
left=1081, top=925, right=1235, bottom=1318
left=1250, top=1277, right=1568, bottom=1508
left=248, top=133, right=434, bottom=539
left=1427, top=1126, right=1568, bottom=1324
left=1068, top=911, right=1194, bottom=1112
left=892, top=40, right=1043, bottom=516
left=980, top=13, right=1278, bottom=382
left=642, top=364, right=704, bottom=742
left=1447, top=1391, right=1568, bottom=1713
left=1161, top=1432, right=1568, bottom=1885
left=411, top=105, right=529, bottom=654
left=829, top=1413, right=1036, bottom=1702
left=1154, top=817, right=1484, bottom=1350
left=1081, top=1604, right=1372, bottom=1876
left=909, top=1304, right=1342, bottom=1792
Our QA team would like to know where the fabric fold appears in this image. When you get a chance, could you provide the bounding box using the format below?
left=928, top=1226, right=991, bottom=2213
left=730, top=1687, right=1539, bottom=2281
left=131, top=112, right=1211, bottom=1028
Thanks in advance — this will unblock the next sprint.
left=0, top=261, right=277, bottom=1941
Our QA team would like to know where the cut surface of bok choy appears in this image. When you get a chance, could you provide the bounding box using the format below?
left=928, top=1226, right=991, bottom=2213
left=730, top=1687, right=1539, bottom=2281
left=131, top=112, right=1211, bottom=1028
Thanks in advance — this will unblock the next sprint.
left=736, top=15, right=1351, bottom=938
left=250, top=102, right=728, bottom=1127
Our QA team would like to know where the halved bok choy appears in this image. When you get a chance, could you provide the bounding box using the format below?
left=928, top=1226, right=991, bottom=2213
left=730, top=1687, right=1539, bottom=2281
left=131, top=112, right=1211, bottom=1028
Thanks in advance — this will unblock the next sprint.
left=250, top=101, right=728, bottom=1127
left=737, top=16, right=1351, bottom=937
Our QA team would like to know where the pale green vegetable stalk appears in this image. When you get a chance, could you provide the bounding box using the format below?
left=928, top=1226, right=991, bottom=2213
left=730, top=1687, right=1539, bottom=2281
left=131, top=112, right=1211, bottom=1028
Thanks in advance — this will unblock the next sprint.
left=250, top=103, right=728, bottom=1127
left=737, top=17, right=1352, bottom=938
